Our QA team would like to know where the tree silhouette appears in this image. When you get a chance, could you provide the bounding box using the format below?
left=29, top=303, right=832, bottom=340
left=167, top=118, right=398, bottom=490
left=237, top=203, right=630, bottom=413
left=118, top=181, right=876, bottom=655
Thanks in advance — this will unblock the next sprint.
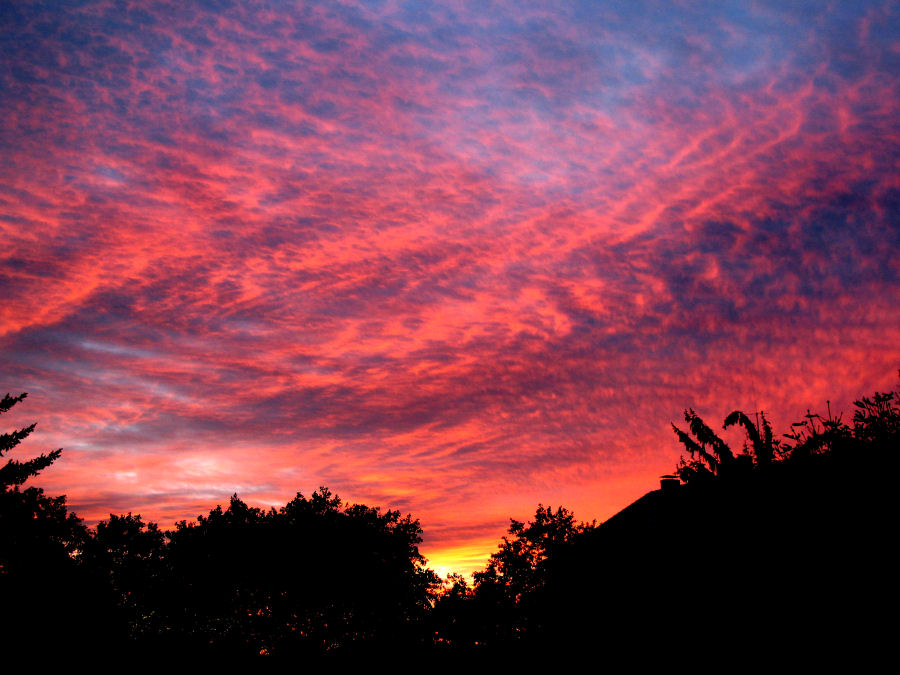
left=430, top=573, right=479, bottom=648
left=0, top=392, right=83, bottom=564
left=0, top=392, right=119, bottom=651
left=474, top=504, right=585, bottom=603
left=147, top=488, right=440, bottom=655
left=782, top=375, right=900, bottom=460
left=0, top=392, right=62, bottom=489
left=671, top=408, right=735, bottom=482
left=851, top=386, right=900, bottom=445
left=430, top=374, right=900, bottom=653
left=723, top=409, right=777, bottom=466
left=436, top=504, right=592, bottom=647
left=82, top=512, right=167, bottom=643
left=5, top=373, right=895, bottom=656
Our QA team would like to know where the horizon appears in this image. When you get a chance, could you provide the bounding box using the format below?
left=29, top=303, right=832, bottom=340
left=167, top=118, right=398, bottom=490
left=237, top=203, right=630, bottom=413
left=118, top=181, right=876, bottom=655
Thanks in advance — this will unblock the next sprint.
left=2, top=1, right=899, bottom=576
left=4, top=374, right=895, bottom=578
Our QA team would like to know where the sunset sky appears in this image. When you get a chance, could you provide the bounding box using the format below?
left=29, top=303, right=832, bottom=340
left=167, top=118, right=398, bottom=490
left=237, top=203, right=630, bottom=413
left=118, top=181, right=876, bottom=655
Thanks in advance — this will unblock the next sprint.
left=2, top=0, right=899, bottom=576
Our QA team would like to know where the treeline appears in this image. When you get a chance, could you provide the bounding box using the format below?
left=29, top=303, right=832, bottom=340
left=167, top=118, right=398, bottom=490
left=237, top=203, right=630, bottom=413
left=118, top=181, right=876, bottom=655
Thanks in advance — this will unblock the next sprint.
left=429, top=374, right=898, bottom=653
left=2, top=376, right=898, bottom=655
left=0, top=393, right=439, bottom=654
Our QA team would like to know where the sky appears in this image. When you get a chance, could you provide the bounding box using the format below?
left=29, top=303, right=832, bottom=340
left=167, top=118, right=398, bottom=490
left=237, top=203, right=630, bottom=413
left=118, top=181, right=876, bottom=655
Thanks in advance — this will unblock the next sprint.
left=2, top=0, right=899, bottom=576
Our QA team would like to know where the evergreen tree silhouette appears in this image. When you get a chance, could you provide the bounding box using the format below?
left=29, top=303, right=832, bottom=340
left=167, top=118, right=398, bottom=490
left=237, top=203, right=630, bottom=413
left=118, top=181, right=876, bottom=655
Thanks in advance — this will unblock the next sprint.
left=0, top=392, right=62, bottom=489
left=0, top=392, right=120, bottom=652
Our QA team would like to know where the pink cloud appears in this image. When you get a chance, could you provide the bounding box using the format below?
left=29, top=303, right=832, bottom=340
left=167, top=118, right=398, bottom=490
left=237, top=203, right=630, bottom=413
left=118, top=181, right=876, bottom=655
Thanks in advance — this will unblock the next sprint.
left=2, top=0, right=899, bottom=572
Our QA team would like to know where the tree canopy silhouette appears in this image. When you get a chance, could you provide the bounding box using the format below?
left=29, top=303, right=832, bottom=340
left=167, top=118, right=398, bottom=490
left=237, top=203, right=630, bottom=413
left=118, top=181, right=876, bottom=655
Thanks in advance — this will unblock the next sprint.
left=473, top=504, right=588, bottom=604
left=431, top=503, right=592, bottom=648
left=101, top=488, right=441, bottom=655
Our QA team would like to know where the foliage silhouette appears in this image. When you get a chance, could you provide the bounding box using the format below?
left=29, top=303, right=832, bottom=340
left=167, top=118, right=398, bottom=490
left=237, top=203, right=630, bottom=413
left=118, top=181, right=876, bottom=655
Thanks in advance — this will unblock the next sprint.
left=431, top=504, right=592, bottom=648
left=429, top=573, right=478, bottom=648
left=0, top=394, right=440, bottom=655
left=110, top=488, right=442, bottom=655
left=0, top=392, right=62, bottom=489
left=673, top=372, right=900, bottom=481
left=81, top=512, right=167, bottom=644
left=671, top=408, right=735, bottom=482
left=851, top=388, right=900, bottom=444
left=432, top=373, right=899, bottom=655
left=5, top=374, right=897, bottom=656
left=0, top=392, right=121, bottom=652
left=473, top=504, right=588, bottom=603
left=723, top=409, right=776, bottom=466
